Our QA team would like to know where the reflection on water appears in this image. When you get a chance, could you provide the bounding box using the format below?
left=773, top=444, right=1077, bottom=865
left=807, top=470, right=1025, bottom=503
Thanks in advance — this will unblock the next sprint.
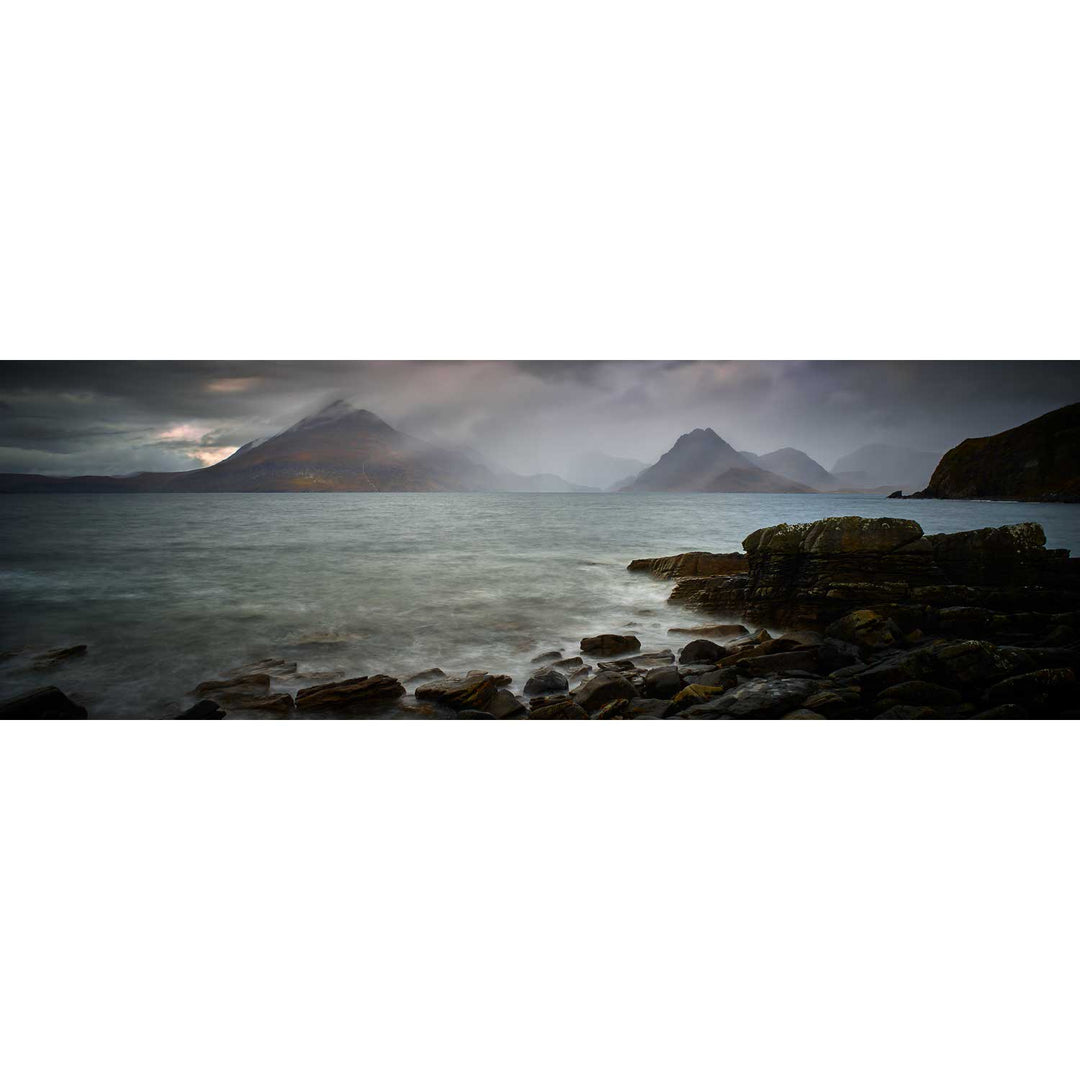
left=2, top=492, right=1078, bottom=717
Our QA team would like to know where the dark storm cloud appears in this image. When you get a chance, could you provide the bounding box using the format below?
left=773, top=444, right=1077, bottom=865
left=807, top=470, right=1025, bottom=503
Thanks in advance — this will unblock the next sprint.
left=0, top=360, right=1077, bottom=477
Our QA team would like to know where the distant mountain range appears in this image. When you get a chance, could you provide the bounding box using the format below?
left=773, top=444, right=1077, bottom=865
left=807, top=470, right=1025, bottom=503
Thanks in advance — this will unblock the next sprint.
left=830, top=443, right=940, bottom=493
left=9, top=397, right=1063, bottom=498
left=621, top=429, right=817, bottom=493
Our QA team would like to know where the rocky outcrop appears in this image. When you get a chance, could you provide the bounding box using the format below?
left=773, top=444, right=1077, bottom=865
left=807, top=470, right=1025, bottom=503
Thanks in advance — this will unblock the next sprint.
left=175, top=699, right=226, bottom=719
left=628, top=552, right=746, bottom=579
left=296, top=674, right=406, bottom=713
left=666, top=516, right=1078, bottom=630
left=913, top=402, right=1080, bottom=502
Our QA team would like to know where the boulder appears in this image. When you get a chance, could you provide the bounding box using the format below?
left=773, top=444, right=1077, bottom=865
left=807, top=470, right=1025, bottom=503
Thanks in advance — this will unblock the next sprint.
left=573, top=670, right=637, bottom=713
left=523, top=667, right=570, bottom=697
left=414, top=674, right=501, bottom=712
left=669, top=683, right=732, bottom=711
left=875, top=704, right=938, bottom=719
left=688, top=667, right=739, bottom=690
left=0, top=686, right=87, bottom=719
left=644, top=665, right=684, bottom=699
left=296, top=674, right=406, bottom=714
left=783, top=709, right=827, bottom=718
left=678, top=639, right=727, bottom=664
left=825, top=610, right=900, bottom=652
left=552, top=656, right=586, bottom=670
left=736, top=648, right=821, bottom=677
left=175, top=699, right=226, bottom=719
left=458, top=709, right=496, bottom=718
left=580, top=633, right=641, bottom=657
left=488, top=688, right=527, bottom=718
left=624, top=698, right=672, bottom=717
left=597, top=658, right=638, bottom=672
left=802, top=685, right=863, bottom=718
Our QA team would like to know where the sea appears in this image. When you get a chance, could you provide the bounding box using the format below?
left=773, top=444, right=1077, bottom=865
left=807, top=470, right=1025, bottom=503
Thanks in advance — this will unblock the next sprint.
left=2, top=492, right=1079, bottom=717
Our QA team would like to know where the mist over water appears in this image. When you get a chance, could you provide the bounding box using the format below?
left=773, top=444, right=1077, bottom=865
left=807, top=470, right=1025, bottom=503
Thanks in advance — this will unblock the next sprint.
left=3, top=492, right=1079, bottom=718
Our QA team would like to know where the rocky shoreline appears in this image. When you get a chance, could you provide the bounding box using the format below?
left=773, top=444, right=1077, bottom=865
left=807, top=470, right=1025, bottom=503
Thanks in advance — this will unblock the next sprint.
left=2, top=515, right=1077, bottom=720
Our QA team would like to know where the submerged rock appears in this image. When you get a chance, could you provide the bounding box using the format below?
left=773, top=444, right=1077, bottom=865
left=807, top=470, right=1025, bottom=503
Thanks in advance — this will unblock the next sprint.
left=0, top=685, right=88, bottom=719
left=667, top=623, right=749, bottom=638
left=31, top=644, right=88, bottom=669
left=194, top=673, right=271, bottom=697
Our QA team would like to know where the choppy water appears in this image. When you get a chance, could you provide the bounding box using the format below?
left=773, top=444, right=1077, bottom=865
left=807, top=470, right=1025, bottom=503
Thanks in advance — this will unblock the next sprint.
left=2, top=492, right=1078, bottom=717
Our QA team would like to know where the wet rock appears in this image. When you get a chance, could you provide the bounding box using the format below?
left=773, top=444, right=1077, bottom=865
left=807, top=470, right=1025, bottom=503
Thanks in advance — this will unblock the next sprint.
left=626, top=650, right=676, bottom=668
left=597, top=658, right=638, bottom=672
left=700, top=677, right=822, bottom=719
left=819, top=637, right=862, bottom=673
left=855, top=640, right=1012, bottom=696
left=669, top=683, right=733, bottom=711
left=667, top=623, right=749, bottom=638
left=296, top=674, right=406, bottom=714
left=736, top=648, right=821, bottom=677
left=678, top=639, right=727, bottom=664
left=802, top=685, right=863, bottom=718
left=628, top=552, right=746, bottom=579
left=194, top=673, right=271, bottom=697
left=523, top=667, right=569, bottom=697
left=875, top=704, right=938, bottom=719
left=625, top=697, right=671, bottom=717
left=690, top=667, right=738, bottom=690
left=825, top=610, right=900, bottom=652
left=175, top=699, right=226, bottom=719
left=972, top=703, right=1030, bottom=719
left=594, top=699, right=631, bottom=719
left=552, top=656, right=585, bottom=671
left=875, top=681, right=962, bottom=708
left=224, top=658, right=297, bottom=678
left=783, top=709, right=827, bottom=718
left=677, top=663, right=719, bottom=678
left=530, top=650, right=563, bottom=663
left=985, top=668, right=1075, bottom=710
left=580, top=633, right=641, bottom=657
left=458, top=709, right=496, bottom=718
left=468, top=670, right=512, bottom=687
left=240, top=693, right=295, bottom=715
left=31, top=644, right=88, bottom=669
left=0, top=686, right=88, bottom=719
left=573, top=670, right=637, bottom=713
left=414, top=673, right=501, bottom=712
left=529, top=697, right=588, bottom=719
left=644, top=665, right=684, bottom=699
left=488, top=688, right=527, bottom=718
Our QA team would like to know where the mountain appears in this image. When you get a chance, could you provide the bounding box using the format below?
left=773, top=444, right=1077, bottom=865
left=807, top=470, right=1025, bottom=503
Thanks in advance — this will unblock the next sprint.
left=0, top=402, right=505, bottom=493
left=740, top=447, right=838, bottom=490
left=622, top=428, right=817, bottom=493
left=830, top=444, right=941, bottom=492
left=913, top=402, right=1080, bottom=502
left=494, top=473, right=597, bottom=493
left=563, top=450, right=649, bottom=491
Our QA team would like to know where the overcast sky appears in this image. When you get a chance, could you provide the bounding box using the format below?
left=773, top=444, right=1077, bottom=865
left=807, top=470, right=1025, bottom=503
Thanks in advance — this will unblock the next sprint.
left=0, top=361, right=1076, bottom=477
